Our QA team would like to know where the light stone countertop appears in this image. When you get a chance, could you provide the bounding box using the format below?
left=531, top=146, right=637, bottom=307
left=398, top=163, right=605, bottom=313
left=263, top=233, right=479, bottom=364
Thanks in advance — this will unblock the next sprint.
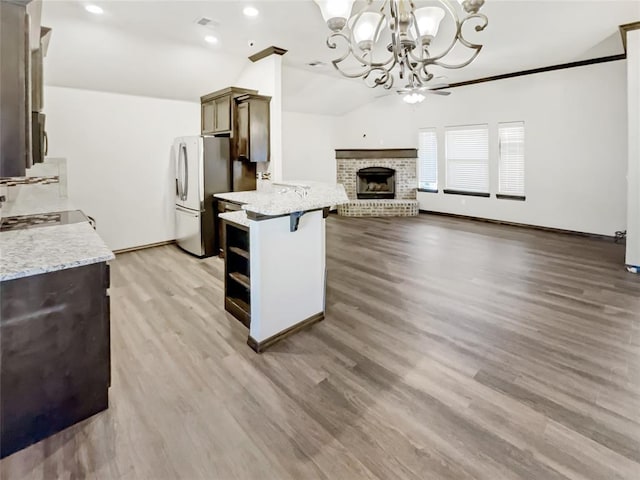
left=1, top=183, right=114, bottom=282
left=218, top=210, right=250, bottom=228
left=214, top=181, right=348, bottom=216
left=1, top=222, right=115, bottom=281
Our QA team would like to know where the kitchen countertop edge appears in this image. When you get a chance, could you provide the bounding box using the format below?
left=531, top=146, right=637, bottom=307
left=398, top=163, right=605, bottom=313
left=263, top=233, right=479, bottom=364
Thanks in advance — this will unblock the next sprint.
left=1, top=221, right=115, bottom=282
left=214, top=182, right=349, bottom=217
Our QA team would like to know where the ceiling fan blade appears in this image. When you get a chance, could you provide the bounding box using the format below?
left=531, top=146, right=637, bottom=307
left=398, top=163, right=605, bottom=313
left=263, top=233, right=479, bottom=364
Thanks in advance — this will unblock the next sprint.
left=429, top=90, right=451, bottom=96
left=427, top=83, right=450, bottom=90
left=397, top=83, right=451, bottom=94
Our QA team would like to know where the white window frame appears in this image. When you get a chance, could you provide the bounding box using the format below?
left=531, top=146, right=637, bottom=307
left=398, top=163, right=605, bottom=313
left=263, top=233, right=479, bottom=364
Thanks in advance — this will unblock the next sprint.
left=444, top=124, right=489, bottom=194
left=498, top=121, right=525, bottom=198
left=418, top=128, right=438, bottom=191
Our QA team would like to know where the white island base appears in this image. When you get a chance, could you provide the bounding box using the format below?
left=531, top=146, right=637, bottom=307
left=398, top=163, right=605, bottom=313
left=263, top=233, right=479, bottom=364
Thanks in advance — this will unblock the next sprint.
left=219, top=207, right=330, bottom=352
left=216, top=182, right=347, bottom=351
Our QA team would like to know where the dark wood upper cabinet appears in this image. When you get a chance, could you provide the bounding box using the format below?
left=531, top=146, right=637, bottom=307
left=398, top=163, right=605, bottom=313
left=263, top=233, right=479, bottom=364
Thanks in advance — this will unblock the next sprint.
left=0, top=0, right=30, bottom=177
left=200, top=87, right=257, bottom=135
left=234, top=94, right=271, bottom=163
left=215, top=96, right=231, bottom=132
left=236, top=101, right=249, bottom=158
left=202, top=100, right=215, bottom=133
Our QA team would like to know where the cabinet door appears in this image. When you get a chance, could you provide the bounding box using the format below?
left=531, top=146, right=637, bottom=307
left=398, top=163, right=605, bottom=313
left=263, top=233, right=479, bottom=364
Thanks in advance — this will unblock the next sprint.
left=236, top=101, right=249, bottom=159
left=215, top=96, right=231, bottom=132
left=0, top=262, right=110, bottom=458
left=249, top=99, right=270, bottom=162
left=202, top=100, right=215, bottom=134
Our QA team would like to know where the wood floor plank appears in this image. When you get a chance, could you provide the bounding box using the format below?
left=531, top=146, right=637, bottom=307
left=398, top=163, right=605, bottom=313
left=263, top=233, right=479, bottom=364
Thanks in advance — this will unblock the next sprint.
left=2, top=214, right=640, bottom=479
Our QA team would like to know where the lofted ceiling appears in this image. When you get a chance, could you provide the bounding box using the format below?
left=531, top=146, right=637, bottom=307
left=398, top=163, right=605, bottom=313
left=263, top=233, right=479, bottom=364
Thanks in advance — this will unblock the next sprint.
left=42, top=0, right=640, bottom=115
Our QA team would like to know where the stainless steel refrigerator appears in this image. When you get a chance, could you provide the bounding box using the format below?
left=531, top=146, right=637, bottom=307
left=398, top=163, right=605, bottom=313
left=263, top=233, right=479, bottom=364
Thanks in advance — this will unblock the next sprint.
left=174, top=136, right=231, bottom=257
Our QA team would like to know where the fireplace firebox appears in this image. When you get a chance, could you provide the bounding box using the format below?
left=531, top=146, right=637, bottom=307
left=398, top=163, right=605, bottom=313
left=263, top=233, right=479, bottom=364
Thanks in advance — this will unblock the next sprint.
left=356, top=166, right=396, bottom=199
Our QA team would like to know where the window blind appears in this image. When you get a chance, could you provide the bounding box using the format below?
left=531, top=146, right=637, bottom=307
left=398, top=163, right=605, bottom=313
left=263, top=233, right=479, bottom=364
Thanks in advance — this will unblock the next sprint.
left=498, top=122, right=525, bottom=196
left=445, top=125, right=489, bottom=193
left=418, top=128, right=437, bottom=190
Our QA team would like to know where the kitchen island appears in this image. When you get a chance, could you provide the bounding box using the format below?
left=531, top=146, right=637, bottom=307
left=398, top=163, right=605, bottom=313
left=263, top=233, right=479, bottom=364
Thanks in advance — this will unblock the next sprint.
left=0, top=185, right=114, bottom=458
left=215, top=182, right=348, bottom=352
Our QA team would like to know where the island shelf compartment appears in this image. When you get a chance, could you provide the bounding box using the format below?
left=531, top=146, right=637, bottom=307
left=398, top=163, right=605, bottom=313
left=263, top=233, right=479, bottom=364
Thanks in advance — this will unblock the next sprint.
left=223, top=220, right=251, bottom=327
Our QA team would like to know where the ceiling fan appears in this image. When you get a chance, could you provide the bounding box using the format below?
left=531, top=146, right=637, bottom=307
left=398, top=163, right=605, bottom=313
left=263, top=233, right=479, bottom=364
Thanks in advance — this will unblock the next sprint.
left=398, top=84, right=451, bottom=103
left=375, top=83, right=451, bottom=104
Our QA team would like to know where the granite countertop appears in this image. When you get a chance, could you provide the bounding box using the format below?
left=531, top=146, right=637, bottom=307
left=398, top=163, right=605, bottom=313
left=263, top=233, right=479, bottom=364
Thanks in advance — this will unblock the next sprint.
left=218, top=210, right=250, bottom=228
left=1, top=184, right=114, bottom=282
left=1, top=221, right=114, bottom=281
left=214, top=181, right=348, bottom=216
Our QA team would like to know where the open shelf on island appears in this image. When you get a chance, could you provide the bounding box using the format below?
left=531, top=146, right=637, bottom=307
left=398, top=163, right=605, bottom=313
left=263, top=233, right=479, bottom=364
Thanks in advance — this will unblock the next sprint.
left=228, top=246, right=250, bottom=260
left=222, top=219, right=251, bottom=328
left=225, top=295, right=250, bottom=328
left=228, top=271, right=250, bottom=290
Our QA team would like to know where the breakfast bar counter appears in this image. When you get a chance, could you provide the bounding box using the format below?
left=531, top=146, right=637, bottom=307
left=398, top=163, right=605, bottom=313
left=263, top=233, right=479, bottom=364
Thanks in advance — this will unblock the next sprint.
left=215, top=181, right=348, bottom=352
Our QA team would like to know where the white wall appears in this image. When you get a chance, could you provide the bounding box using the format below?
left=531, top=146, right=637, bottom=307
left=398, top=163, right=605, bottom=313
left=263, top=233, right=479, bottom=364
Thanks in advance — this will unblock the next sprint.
left=45, top=86, right=199, bottom=251
left=334, top=61, right=628, bottom=236
left=282, top=111, right=336, bottom=183
left=627, top=29, right=640, bottom=268
left=236, top=55, right=284, bottom=181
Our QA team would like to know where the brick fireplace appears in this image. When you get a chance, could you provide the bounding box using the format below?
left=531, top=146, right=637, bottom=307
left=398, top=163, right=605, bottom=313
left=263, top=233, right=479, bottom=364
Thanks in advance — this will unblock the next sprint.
left=336, top=149, right=419, bottom=217
left=357, top=166, right=395, bottom=199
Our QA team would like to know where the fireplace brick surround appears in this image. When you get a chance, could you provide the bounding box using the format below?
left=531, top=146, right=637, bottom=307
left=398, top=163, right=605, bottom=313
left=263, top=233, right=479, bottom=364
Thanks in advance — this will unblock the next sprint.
left=336, top=149, right=419, bottom=217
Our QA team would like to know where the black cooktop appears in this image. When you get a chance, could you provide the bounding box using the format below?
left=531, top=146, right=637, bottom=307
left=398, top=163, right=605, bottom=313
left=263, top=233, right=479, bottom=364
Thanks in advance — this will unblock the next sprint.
left=0, top=210, right=89, bottom=232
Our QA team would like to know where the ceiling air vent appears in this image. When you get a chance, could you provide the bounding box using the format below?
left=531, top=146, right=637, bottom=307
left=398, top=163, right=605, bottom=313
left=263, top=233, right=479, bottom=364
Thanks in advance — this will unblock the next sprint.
left=307, top=61, right=328, bottom=68
left=196, top=17, right=213, bottom=26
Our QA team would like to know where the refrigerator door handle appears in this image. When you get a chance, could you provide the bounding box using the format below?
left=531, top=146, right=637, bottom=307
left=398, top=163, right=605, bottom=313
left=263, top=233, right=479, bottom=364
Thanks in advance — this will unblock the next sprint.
left=175, top=204, right=200, bottom=215
left=180, top=142, right=188, bottom=201
left=176, top=143, right=182, bottom=199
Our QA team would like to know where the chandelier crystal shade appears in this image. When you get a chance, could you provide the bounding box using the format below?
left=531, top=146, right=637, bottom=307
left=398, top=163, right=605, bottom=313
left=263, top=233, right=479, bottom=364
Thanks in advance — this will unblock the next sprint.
left=314, top=0, right=488, bottom=97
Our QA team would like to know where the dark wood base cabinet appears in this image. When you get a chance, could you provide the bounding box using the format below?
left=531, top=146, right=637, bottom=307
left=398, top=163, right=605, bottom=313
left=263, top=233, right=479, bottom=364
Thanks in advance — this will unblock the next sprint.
left=0, top=262, right=111, bottom=459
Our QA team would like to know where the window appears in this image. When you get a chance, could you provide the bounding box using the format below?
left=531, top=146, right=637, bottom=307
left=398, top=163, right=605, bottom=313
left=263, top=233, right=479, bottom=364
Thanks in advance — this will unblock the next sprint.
left=418, top=128, right=438, bottom=191
left=445, top=124, right=489, bottom=194
left=498, top=122, right=525, bottom=198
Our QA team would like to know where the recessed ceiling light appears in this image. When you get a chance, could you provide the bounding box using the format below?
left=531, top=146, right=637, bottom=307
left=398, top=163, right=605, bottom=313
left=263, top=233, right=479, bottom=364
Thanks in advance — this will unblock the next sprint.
left=204, top=35, right=219, bottom=44
left=243, top=6, right=259, bottom=17
left=85, top=4, right=104, bottom=15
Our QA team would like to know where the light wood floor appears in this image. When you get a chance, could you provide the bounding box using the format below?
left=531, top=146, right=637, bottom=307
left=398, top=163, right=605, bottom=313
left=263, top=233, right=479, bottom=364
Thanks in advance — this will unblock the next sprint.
left=2, top=214, right=640, bottom=479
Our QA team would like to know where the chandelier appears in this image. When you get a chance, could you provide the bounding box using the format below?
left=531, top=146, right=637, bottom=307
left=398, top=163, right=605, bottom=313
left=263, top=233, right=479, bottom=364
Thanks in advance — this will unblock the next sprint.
left=313, top=0, right=488, bottom=103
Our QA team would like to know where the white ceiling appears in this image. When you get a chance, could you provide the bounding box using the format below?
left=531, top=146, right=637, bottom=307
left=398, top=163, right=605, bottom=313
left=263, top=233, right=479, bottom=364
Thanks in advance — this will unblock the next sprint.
left=42, top=0, right=640, bottom=115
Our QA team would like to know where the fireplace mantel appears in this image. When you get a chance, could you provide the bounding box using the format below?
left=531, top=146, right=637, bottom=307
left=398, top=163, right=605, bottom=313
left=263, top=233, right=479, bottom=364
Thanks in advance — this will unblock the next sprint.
left=335, top=149, right=417, bottom=160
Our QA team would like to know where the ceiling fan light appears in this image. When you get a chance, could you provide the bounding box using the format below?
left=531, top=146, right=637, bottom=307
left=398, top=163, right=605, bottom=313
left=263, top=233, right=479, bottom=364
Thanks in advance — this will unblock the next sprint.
left=403, top=92, right=425, bottom=104
left=413, top=6, right=445, bottom=44
left=314, top=0, right=356, bottom=31
left=349, top=11, right=387, bottom=51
